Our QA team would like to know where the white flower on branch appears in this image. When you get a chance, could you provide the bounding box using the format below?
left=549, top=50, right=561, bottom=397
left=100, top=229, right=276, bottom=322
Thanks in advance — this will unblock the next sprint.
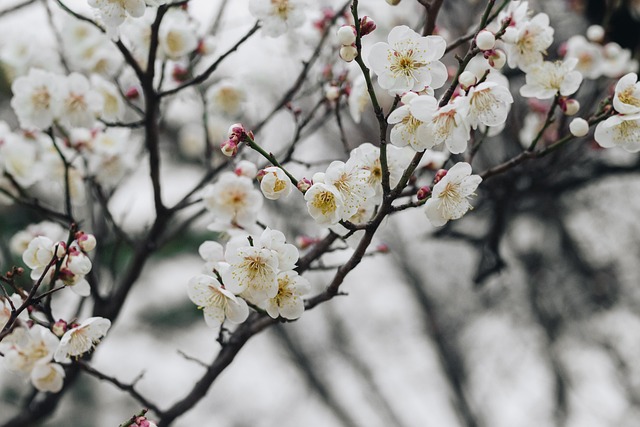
left=87, top=0, right=146, bottom=29
left=249, top=0, right=307, bottom=38
left=417, top=97, right=471, bottom=154
left=368, top=25, right=447, bottom=94
left=202, top=172, right=263, bottom=228
left=304, top=182, right=345, bottom=226
left=259, top=166, right=293, bottom=200
left=30, top=362, right=65, bottom=393
left=594, top=114, right=640, bottom=153
left=54, top=317, right=111, bottom=363
left=613, top=73, right=640, bottom=115
left=324, top=160, right=374, bottom=221
left=388, top=92, right=438, bottom=151
left=58, top=73, right=104, bottom=129
left=159, top=9, right=199, bottom=60
left=465, top=81, right=513, bottom=128
left=519, top=58, right=583, bottom=100
left=502, top=12, right=554, bottom=71
left=265, top=271, right=310, bottom=320
left=424, top=162, right=482, bottom=227
left=4, top=326, right=60, bottom=374
left=222, top=245, right=279, bottom=302
left=187, top=274, right=249, bottom=329
left=10, top=69, right=64, bottom=130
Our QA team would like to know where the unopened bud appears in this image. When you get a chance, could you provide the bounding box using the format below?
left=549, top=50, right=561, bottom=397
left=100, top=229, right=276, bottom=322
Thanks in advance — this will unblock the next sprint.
left=172, top=65, right=189, bottom=82
left=434, top=169, right=448, bottom=184
left=417, top=186, right=432, bottom=200
left=220, top=139, right=238, bottom=157
left=227, top=123, right=246, bottom=141
left=337, top=25, right=356, bottom=46
left=125, top=87, right=139, bottom=99
left=458, top=71, right=477, bottom=90
left=52, top=319, right=68, bottom=337
left=475, top=30, right=496, bottom=50
left=256, top=169, right=267, bottom=182
left=569, top=118, right=589, bottom=137
left=297, top=177, right=312, bottom=193
left=486, top=49, right=506, bottom=69
left=339, top=45, right=358, bottom=62
left=234, top=160, right=257, bottom=178
left=296, top=235, right=318, bottom=249
left=376, top=243, right=389, bottom=253
left=586, top=25, right=605, bottom=43
left=325, top=84, right=340, bottom=101
left=562, top=99, right=580, bottom=116
left=76, top=232, right=97, bottom=252
left=54, top=242, right=67, bottom=258
left=360, top=16, right=376, bottom=36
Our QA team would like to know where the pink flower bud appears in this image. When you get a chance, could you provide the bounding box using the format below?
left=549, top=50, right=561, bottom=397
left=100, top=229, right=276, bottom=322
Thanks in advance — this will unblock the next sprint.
left=296, top=235, right=318, bottom=249
left=220, top=139, right=238, bottom=157
left=172, top=65, right=189, bottom=82
left=296, top=177, right=312, bottom=193
left=227, top=123, right=246, bottom=141
left=125, top=87, right=139, bottom=99
left=256, top=169, right=267, bottom=182
left=76, top=232, right=97, bottom=252
left=560, top=98, right=580, bottom=116
left=434, top=169, right=448, bottom=184
left=417, top=186, right=432, bottom=200
left=360, top=16, right=376, bottom=36
left=376, top=243, right=389, bottom=253
left=485, top=49, right=506, bottom=69
left=53, top=319, right=68, bottom=337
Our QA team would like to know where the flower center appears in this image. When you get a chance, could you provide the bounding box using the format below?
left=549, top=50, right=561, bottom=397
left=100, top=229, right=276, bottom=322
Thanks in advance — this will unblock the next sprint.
left=31, top=87, right=51, bottom=110
left=618, top=87, right=640, bottom=108
left=389, top=49, right=425, bottom=80
left=613, top=120, right=640, bottom=143
left=66, top=93, right=87, bottom=112
left=271, top=0, right=290, bottom=18
left=401, top=114, right=422, bottom=135
left=273, top=178, right=287, bottom=192
left=313, top=190, right=337, bottom=215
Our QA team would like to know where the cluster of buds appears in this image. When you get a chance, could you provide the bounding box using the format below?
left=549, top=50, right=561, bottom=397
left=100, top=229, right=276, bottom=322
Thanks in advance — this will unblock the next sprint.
left=337, top=17, right=375, bottom=63
left=221, top=123, right=249, bottom=157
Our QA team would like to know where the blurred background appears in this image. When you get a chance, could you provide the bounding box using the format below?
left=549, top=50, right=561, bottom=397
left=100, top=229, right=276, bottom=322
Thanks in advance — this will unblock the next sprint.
left=1, top=0, right=640, bottom=426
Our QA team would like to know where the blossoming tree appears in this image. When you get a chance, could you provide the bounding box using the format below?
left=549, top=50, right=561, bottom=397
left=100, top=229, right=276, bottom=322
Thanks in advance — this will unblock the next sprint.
left=0, top=0, right=639, bottom=425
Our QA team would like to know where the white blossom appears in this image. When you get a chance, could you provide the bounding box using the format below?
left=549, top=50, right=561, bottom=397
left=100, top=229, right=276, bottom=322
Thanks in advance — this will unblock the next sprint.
left=31, top=363, right=65, bottom=393
left=258, top=227, right=299, bottom=271
left=222, top=246, right=279, bottom=302
left=564, top=35, right=604, bottom=80
left=0, top=133, right=41, bottom=188
left=159, top=10, right=198, bottom=60
left=324, top=160, right=374, bottom=220
left=260, top=167, right=293, bottom=200
left=91, top=75, right=125, bottom=122
left=202, top=172, right=263, bottom=228
left=206, top=80, right=246, bottom=118
left=10, top=69, right=64, bottom=130
left=503, top=12, right=554, bottom=71
left=424, top=162, right=482, bottom=227
left=417, top=97, right=471, bottom=154
left=594, top=114, right=640, bottom=153
left=465, top=81, right=513, bottom=128
left=87, top=0, right=146, bottom=29
left=58, top=73, right=104, bottom=129
left=613, top=73, right=640, bottom=115
left=249, top=0, right=307, bottom=37
left=4, top=326, right=60, bottom=373
left=368, top=25, right=447, bottom=94
left=187, top=274, right=249, bottom=329
left=304, top=182, right=345, bottom=226
left=265, top=271, right=310, bottom=320
left=54, top=317, right=111, bottom=363
left=519, top=58, right=583, bottom=99
left=388, top=92, right=438, bottom=151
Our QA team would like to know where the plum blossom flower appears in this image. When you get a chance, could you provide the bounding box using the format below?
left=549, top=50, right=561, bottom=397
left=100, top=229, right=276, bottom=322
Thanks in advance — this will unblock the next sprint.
left=159, top=10, right=198, bottom=60
left=249, top=0, right=307, bottom=37
left=10, top=69, right=64, bottom=130
left=31, top=362, right=65, bottom=393
left=424, top=162, right=482, bottom=227
left=465, top=81, right=513, bottom=128
left=503, top=12, right=554, bottom=71
left=259, top=166, right=293, bottom=200
left=388, top=92, right=438, bottom=151
left=22, top=236, right=61, bottom=280
left=417, top=97, right=471, bottom=154
left=519, top=58, right=583, bottom=99
left=222, top=246, right=279, bottom=302
left=4, top=326, right=60, bottom=373
left=54, top=317, right=111, bottom=362
left=265, top=271, right=310, bottom=320
left=87, top=0, right=146, bottom=28
left=1, top=294, right=28, bottom=329
left=304, top=182, right=344, bottom=226
left=564, top=35, right=604, bottom=80
left=368, top=25, right=447, bottom=94
left=58, top=73, right=104, bottom=129
left=202, top=172, right=263, bottom=228
left=0, top=133, right=41, bottom=188
left=613, top=73, right=640, bottom=115
left=187, top=274, right=249, bottom=329
left=594, top=114, right=640, bottom=153
left=324, top=160, right=374, bottom=220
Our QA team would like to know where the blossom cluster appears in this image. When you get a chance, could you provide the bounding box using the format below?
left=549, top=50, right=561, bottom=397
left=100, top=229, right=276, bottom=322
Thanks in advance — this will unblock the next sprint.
left=0, top=317, right=110, bottom=393
left=187, top=227, right=310, bottom=329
